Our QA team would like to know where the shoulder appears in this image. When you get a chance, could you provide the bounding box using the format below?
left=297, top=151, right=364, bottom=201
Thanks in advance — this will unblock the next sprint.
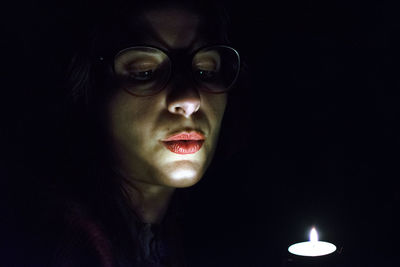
left=49, top=201, right=117, bottom=267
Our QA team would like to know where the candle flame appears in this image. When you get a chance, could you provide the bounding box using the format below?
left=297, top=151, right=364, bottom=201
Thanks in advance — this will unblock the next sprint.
left=310, top=227, right=318, bottom=242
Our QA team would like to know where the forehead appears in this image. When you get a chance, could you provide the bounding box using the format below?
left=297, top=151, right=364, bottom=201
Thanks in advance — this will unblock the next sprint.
left=142, top=8, right=201, bottom=49
left=121, top=6, right=213, bottom=52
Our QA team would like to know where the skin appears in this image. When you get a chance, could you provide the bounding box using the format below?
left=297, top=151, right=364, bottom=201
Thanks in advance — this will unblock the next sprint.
left=106, top=7, right=227, bottom=223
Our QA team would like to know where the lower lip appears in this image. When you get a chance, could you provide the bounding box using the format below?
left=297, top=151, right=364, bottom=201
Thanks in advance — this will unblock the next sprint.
left=162, top=140, right=204, bottom=154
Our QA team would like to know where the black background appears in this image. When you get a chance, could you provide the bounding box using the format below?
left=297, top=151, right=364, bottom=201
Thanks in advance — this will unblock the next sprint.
left=1, top=0, right=400, bottom=266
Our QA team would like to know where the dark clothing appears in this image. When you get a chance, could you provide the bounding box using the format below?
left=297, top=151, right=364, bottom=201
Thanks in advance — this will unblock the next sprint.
left=47, top=194, right=187, bottom=267
left=1, top=187, right=185, bottom=267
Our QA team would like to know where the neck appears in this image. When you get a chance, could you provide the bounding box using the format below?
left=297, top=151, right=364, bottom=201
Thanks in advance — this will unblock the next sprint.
left=122, top=179, right=175, bottom=224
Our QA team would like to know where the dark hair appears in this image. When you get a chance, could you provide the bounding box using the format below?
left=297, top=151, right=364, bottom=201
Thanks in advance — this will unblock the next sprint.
left=55, top=0, right=250, bottom=264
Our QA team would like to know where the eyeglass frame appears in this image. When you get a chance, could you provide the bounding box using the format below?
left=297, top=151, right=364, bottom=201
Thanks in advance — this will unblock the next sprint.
left=98, top=44, right=241, bottom=97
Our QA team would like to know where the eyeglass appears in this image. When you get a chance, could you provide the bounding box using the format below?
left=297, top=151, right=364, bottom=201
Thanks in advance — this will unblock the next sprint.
left=110, top=45, right=240, bottom=97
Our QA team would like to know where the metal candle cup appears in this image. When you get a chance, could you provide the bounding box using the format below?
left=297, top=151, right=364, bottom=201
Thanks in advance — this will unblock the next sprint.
left=288, top=228, right=336, bottom=257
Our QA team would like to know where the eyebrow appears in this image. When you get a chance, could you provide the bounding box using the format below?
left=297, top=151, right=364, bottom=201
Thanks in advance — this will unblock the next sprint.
left=144, top=37, right=208, bottom=55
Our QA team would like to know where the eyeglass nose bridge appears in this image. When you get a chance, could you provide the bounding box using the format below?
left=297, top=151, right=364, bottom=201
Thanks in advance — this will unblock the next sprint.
left=165, top=57, right=198, bottom=90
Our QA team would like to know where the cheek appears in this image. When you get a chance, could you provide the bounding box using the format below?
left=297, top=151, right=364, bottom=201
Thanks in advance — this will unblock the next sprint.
left=106, top=92, right=162, bottom=149
left=200, top=93, right=227, bottom=155
left=203, top=94, right=227, bottom=128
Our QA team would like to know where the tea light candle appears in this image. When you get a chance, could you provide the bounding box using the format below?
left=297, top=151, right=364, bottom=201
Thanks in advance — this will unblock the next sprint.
left=288, top=227, right=336, bottom=257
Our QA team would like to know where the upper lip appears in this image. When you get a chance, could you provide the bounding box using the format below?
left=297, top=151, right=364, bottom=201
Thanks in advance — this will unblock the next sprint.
left=162, top=131, right=205, bottom=141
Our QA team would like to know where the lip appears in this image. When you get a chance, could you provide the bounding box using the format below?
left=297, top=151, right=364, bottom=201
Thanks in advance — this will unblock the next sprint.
left=161, top=131, right=205, bottom=154
left=162, top=131, right=205, bottom=141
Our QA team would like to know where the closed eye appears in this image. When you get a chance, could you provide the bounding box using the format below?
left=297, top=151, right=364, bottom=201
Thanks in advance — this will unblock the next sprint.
left=124, top=62, right=159, bottom=81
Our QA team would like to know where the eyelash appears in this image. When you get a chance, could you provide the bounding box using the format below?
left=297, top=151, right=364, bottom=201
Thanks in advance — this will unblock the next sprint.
left=128, top=69, right=156, bottom=81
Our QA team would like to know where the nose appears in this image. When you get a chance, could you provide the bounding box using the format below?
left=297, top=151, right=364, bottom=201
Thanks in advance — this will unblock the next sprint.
left=167, top=85, right=201, bottom=118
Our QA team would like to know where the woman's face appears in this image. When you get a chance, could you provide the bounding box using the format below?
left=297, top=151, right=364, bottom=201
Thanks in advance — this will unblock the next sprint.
left=106, top=6, right=228, bottom=188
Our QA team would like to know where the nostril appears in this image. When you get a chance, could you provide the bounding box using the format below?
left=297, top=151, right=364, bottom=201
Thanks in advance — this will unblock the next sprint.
left=174, top=106, right=184, bottom=115
left=169, top=101, right=200, bottom=118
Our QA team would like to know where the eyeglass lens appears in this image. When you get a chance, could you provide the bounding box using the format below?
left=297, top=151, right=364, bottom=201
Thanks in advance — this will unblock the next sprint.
left=113, top=46, right=239, bottom=96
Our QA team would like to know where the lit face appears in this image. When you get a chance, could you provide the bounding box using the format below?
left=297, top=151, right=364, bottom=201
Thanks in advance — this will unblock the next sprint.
left=106, top=7, right=228, bottom=188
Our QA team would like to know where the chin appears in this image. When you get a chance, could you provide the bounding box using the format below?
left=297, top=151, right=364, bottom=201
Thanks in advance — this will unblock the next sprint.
left=161, top=160, right=205, bottom=188
left=168, top=172, right=202, bottom=188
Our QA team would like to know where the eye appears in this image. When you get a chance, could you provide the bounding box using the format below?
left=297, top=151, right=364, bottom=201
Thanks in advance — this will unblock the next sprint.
left=195, top=69, right=216, bottom=81
left=114, top=48, right=167, bottom=82
left=120, top=60, right=160, bottom=82
left=194, top=59, right=218, bottom=71
left=192, top=50, right=221, bottom=82
left=127, top=67, right=156, bottom=81
left=194, top=61, right=219, bottom=81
